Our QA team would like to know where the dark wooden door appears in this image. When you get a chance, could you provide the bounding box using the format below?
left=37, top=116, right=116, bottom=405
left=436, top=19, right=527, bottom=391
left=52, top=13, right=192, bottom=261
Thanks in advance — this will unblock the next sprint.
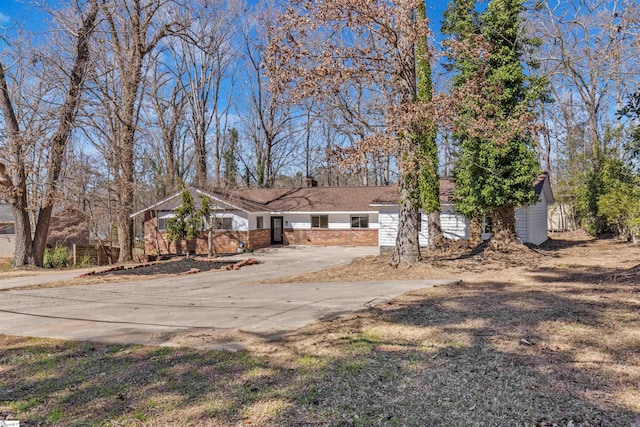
left=270, top=216, right=284, bottom=244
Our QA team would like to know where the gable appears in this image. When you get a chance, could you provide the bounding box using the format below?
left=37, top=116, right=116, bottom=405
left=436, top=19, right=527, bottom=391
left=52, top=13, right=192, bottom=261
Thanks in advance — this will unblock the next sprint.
left=133, top=173, right=553, bottom=218
left=131, top=186, right=262, bottom=218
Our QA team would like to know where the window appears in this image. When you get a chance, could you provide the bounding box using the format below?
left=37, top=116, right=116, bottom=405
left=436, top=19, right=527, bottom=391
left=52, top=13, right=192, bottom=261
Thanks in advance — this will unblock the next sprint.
left=157, top=218, right=167, bottom=231
left=256, top=216, right=264, bottom=230
left=214, top=217, right=233, bottom=230
left=0, top=223, right=14, bottom=234
left=351, top=215, right=369, bottom=229
left=311, top=215, right=328, bottom=228
left=482, top=215, right=493, bottom=234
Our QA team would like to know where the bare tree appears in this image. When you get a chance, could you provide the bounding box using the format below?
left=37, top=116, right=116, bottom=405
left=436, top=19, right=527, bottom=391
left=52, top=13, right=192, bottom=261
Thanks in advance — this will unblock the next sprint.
left=0, top=0, right=99, bottom=267
left=143, top=47, right=189, bottom=197
left=532, top=0, right=639, bottom=166
left=174, top=0, right=242, bottom=187
left=241, top=2, right=299, bottom=188
left=85, top=0, right=181, bottom=262
left=266, top=0, right=432, bottom=264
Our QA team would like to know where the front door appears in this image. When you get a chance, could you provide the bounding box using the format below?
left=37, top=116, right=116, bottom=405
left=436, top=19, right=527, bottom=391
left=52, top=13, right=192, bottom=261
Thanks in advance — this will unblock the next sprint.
left=270, top=216, right=284, bottom=244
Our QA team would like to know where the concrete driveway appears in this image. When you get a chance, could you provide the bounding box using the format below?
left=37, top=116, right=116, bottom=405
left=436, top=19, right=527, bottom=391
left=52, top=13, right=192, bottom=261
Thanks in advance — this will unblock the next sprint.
left=0, top=246, right=457, bottom=348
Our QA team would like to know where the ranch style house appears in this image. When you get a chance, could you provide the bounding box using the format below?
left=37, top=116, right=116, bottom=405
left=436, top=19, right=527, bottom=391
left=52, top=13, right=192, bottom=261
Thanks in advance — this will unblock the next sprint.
left=132, top=173, right=554, bottom=255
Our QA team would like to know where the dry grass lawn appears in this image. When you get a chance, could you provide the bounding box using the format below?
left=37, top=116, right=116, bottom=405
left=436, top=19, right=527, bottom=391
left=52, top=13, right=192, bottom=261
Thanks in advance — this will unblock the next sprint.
left=1, top=232, right=640, bottom=426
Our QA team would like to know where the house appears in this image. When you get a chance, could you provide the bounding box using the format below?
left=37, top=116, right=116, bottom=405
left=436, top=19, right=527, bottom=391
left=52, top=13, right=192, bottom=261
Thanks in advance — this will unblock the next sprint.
left=373, top=172, right=555, bottom=252
left=0, top=202, right=96, bottom=259
left=133, top=173, right=553, bottom=255
left=371, top=177, right=471, bottom=252
left=131, top=185, right=398, bottom=255
left=0, top=201, right=15, bottom=258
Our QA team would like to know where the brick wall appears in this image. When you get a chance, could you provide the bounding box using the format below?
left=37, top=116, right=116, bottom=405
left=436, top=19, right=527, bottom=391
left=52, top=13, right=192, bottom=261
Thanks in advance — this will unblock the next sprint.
left=194, top=231, right=248, bottom=254
left=143, top=216, right=379, bottom=254
left=283, top=228, right=377, bottom=246
left=248, top=229, right=271, bottom=249
left=144, top=214, right=248, bottom=255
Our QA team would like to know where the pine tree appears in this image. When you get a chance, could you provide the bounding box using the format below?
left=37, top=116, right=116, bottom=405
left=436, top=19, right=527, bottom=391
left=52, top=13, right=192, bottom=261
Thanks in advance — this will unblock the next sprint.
left=167, top=188, right=202, bottom=257
left=223, top=128, right=239, bottom=188
left=442, top=0, right=545, bottom=246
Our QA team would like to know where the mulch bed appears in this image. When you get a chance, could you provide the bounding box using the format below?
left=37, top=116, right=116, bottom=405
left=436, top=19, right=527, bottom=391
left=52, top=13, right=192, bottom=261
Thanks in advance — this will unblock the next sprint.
left=87, top=257, right=259, bottom=277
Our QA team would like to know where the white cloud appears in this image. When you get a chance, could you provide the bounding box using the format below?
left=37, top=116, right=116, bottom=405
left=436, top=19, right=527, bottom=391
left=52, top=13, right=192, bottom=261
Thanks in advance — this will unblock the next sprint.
left=0, top=12, right=10, bottom=25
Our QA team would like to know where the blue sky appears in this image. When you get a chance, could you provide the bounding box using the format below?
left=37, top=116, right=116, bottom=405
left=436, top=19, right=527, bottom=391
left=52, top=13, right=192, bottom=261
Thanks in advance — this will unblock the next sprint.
left=0, top=1, right=450, bottom=34
left=0, top=0, right=50, bottom=31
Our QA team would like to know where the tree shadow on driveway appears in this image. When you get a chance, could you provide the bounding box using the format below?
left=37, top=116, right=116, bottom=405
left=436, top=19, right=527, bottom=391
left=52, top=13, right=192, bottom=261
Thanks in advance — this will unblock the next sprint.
left=1, top=267, right=639, bottom=426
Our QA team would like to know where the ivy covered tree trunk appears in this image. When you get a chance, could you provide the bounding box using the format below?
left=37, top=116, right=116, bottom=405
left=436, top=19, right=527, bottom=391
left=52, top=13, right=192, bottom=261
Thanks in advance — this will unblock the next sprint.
left=489, top=205, right=517, bottom=250
left=390, top=164, right=421, bottom=266
left=389, top=4, right=424, bottom=266
left=416, top=2, right=443, bottom=251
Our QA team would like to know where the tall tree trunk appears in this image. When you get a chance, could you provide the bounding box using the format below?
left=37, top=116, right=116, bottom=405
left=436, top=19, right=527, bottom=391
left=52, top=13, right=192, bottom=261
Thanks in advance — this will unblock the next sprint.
left=427, top=211, right=443, bottom=250
left=101, top=0, right=173, bottom=262
left=416, top=2, right=442, bottom=252
left=587, top=102, right=601, bottom=168
left=32, top=0, right=100, bottom=266
left=489, top=205, right=517, bottom=251
left=390, top=172, right=421, bottom=265
left=195, top=134, right=207, bottom=186
left=0, top=0, right=99, bottom=267
left=0, top=63, right=32, bottom=267
left=117, top=208, right=134, bottom=263
left=117, top=74, right=141, bottom=262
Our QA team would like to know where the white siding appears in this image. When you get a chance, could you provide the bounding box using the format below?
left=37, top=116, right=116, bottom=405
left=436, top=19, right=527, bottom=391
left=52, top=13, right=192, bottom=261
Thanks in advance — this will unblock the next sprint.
left=284, top=213, right=379, bottom=229
left=248, top=213, right=269, bottom=231
left=527, top=192, right=549, bottom=245
left=378, top=205, right=468, bottom=247
left=515, top=207, right=528, bottom=243
left=379, top=207, right=398, bottom=247
left=515, top=192, right=549, bottom=245
left=441, top=213, right=470, bottom=240
left=418, top=213, right=429, bottom=246
left=369, top=213, right=379, bottom=229
left=284, top=213, right=310, bottom=229
left=441, top=204, right=469, bottom=240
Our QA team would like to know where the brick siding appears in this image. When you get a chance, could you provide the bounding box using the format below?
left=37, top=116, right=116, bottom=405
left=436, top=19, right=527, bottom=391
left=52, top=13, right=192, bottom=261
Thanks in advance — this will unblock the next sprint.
left=284, top=228, right=377, bottom=246
left=143, top=216, right=378, bottom=255
left=248, top=229, right=271, bottom=249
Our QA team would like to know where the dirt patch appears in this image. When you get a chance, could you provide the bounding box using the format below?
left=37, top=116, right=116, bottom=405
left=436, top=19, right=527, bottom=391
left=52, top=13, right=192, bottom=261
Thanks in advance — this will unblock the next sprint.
left=265, top=232, right=640, bottom=285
